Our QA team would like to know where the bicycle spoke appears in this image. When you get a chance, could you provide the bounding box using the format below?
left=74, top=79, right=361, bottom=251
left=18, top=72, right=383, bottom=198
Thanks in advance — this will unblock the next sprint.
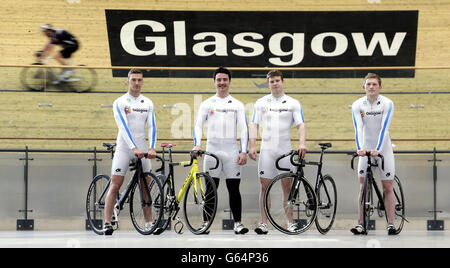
left=86, top=175, right=110, bottom=235
left=265, top=174, right=317, bottom=235
left=183, top=173, right=217, bottom=234
left=129, top=173, right=163, bottom=235
left=315, top=175, right=337, bottom=234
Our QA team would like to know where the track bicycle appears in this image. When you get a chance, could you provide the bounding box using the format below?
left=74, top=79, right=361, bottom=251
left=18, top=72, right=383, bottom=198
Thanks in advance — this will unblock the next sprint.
left=304, top=143, right=338, bottom=234
left=350, top=152, right=407, bottom=235
left=152, top=143, right=219, bottom=235
left=20, top=51, right=97, bottom=92
left=86, top=143, right=164, bottom=235
left=264, top=150, right=318, bottom=235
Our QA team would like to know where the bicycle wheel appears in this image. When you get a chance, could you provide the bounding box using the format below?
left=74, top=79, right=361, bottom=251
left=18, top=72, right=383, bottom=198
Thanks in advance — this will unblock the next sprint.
left=153, top=174, right=174, bottom=234
left=66, top=65, right=97, bottom=92
left=264, top=173, right=318, bottom=235
left=361, top=176, right=373, bottom=235
left=20, top=63, right=52, bottom=91
left=183, top=172, right=218, bottom=234
left=388, top=176, right=406, bottom=234
left=315, top=174, right=337, bottom=234
left=86, top=174, right=111, bottom=235
left=129, top=172, right=164, bottom=235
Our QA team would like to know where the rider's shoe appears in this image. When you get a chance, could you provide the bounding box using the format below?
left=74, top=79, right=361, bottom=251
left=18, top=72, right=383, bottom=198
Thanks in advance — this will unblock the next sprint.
left=287, top=222, right=300, bottom=232
left=387, top=224, right=397, bottom=235
left=234, top=223, right=249, bottom=235
left=103, top=223, right=114, bottom=236
left=254, top=223, right=269, bottom=235
left=350, top=224, right=366, bottom=235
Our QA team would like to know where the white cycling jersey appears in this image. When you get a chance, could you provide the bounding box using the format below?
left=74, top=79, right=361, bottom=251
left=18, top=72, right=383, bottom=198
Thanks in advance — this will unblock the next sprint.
left=113, top=93, right=157, bottom=151
left=352, top=94, right=394, bottom=152
left=352, top=94, right=395, bottom=180
left=252, top=94, right=304, bottom=179
left=193, top=94, right=248, bottom=179
left=193, top=94, right=248, bottom=153
left=251, top=94, right=304, bottom=150
left=111, top=93, right=156, bottom=176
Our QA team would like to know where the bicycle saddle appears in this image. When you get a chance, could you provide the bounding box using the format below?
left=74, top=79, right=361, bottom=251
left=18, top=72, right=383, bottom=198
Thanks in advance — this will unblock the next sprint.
left=319, top=143, right=332, bottom=148
left=161, top=143, right=176, bottom=148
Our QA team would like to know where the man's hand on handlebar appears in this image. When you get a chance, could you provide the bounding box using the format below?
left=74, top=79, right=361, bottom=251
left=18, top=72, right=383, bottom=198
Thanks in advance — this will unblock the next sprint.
left=147, top=148, right=157, bottom=159
left=357, top=150, right=380, bottom=157
left=132, top=148, right=146, bottom=159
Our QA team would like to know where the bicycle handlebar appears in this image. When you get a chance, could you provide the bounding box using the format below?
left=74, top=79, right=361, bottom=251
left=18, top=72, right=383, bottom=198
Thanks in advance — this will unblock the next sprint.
left=189, top=150, right=220, bottom=170
left=350, top=152, right=384, bottom=170
left=275, top=150, right=305, bottom=171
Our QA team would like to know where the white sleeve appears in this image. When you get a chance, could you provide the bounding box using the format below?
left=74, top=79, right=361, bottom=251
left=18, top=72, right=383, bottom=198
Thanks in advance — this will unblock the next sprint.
left=376, top=100, right=394, bottom=151
left=237, top=103, right=249, bottom=153
left=114, top=99, right=137, bottom=150
left=193, top=102, right=208, bottom=147
left=352, top=101, right=364, bottom=151
left=292, top=100, right=305, bottom=126
left=147, top=100, right=157, bottom=149
left=251, top=101, right=261, bottom=125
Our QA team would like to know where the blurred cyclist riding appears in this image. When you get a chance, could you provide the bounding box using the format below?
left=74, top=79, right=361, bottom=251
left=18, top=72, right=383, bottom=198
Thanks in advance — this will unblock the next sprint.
left=38, top=24, right=79, bottom=83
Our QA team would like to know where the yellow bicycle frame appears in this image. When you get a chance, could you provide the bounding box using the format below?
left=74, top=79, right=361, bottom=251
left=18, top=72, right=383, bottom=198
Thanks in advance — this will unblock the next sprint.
left=176, top=158, right=206, bottom=204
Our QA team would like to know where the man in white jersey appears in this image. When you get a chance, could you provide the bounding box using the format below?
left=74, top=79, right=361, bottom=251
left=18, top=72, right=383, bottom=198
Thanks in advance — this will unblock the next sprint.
left=193, top=67, right=249, bottom=234
left=249, top=70, right=306, bottom=234
left=103, top=69, right=157, bottom=235
left=351, top=73, right=396, bottom=235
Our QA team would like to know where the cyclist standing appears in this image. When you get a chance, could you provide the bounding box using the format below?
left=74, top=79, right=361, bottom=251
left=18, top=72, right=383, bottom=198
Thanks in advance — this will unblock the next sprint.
left=38, top=24, right=79, bottom=83
left=249, top=70, right=307, bottom=234
left=351, top=73, right=396, bottom=235
left=103, top=68, right=157, bottom=235
left=193, top=67, right=250, bottom=234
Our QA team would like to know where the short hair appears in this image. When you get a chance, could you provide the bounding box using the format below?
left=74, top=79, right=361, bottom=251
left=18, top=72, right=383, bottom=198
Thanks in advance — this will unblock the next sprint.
left=128, top=68, right=143, bottom=79
left=266, top=70, right=284, bottom=81
left=214, top=67, right=231, bottom=81
left=364, top=73, right=382, bottom=86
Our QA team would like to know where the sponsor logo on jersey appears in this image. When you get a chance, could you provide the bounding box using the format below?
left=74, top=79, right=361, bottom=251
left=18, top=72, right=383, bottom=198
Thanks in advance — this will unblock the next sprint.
left=133, top=108, right=149, bottom=113
left=366, top=111, right=382, bottom=116
left=124, top=106, right=132, bottom=114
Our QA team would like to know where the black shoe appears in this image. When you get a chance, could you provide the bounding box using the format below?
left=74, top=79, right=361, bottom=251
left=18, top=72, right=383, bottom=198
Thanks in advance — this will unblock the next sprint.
left=254, top=223, right=269, bottom=235
left=103, top=223, right=114, bottom=236
left=234, top=223, right=249, bottom=235
left=387, top=224, right=397, bottom=235
left=350, top=224, right=365, bottom=235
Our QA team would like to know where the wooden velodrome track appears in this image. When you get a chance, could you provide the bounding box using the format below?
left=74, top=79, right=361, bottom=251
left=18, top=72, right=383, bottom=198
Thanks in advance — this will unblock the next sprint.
left=0, top=0, right=449, bottom=151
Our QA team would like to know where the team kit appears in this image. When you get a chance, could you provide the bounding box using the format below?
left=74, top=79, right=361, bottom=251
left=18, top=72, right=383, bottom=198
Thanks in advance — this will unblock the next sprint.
left=103, top=67, right=395, bottom=236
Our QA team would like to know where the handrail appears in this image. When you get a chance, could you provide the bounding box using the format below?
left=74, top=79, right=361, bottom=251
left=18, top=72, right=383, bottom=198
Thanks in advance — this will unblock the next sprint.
left=1, top=148, right=449, bottom=154
left=2, top=64, right=450, bottom=70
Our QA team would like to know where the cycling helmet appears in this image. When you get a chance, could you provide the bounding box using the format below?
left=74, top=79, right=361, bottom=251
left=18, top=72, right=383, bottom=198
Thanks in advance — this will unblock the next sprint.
left=40, top=24, right=53, bottom=32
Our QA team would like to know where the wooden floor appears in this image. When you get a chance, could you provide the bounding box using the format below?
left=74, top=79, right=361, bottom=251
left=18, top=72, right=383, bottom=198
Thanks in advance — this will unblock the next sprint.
left=1, top=0, right=449, bottom=150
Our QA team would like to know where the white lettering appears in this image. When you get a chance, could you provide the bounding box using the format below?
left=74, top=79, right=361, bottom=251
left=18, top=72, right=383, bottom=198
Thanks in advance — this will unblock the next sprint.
left=120, top=20, right=167, bottom=56
left=352, top=32, right=407, bottom=56
left=173, top=21, right=187, bottom=56
left=268, top=33, right=304, bottom=66
left=193, top=32, right=228, bottom=56
left=311, top=32, right=348, bottom=56
left=232, top=32, right=264, bottom=57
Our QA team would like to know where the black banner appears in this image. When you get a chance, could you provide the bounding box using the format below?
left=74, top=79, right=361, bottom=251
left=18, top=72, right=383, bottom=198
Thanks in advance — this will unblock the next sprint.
left=105, top=10, right=418, bottom=78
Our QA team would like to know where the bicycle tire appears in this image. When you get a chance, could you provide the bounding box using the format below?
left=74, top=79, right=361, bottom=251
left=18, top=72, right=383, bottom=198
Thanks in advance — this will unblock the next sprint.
left=183, top=172, right=218, bottom=235
left=153, top=174, right=174, bottom=234
left=264, top=173, right=318, bottom=235
left=67, top=65, right=97, bottom=92
left=129, top=172, right=164, bottom=235
left=387, top=175, right=406, bottom=235
left=315, top=174, right=337, bottom=234
left=86, top=174, right=111, bottom=235
left=361, top=176, right=372, bottom=235
left=20, top=63, right=51, bottom=91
